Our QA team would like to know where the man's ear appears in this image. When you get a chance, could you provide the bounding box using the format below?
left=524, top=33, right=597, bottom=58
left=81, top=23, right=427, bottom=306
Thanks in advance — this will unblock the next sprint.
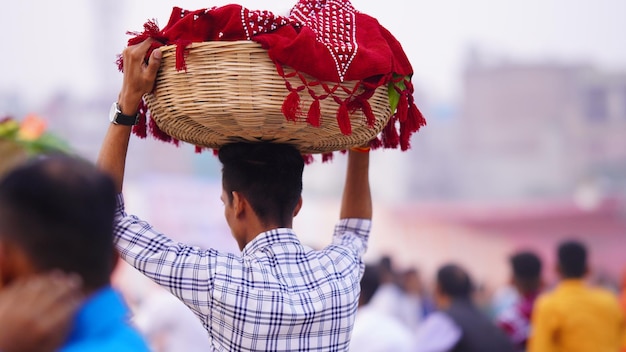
left=293, top=197, right=303, bottom=217
left=231, top=191, right=246, bottom=218
left=0, top=241, right=30, bottom=288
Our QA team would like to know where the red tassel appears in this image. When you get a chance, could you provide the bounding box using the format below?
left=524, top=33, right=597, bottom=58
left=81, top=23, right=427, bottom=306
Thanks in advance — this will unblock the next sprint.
left=408, top=103, right=427, bottom=132
left=116, top=54, right=124, bottom=72
left=382, top=116, right=399, bottom=148
left=195, top=146, right=203, bottom=153
left=132, top=101, right=148, bottom=139
left=397, top=93, right=408, bottom=123
left=175, top=40, right=192, bottom=71
left=282, top=91, right=301, bottom=122
left=322, top=152, right=334, bottom=162
left=306, top=100, right=321, bottom=127
left=133, top=113, right=148, bottom=139
left=149, top=116, right=173, bottom=143
left=399, top=121, right=411, bottom=151
left=370, top=136, right=382, bottom=150
left=361, top=99, right=375, bottom=128
left=337, top=101, right=352, bottom=135
left=302, top=154, right=314, bottom=164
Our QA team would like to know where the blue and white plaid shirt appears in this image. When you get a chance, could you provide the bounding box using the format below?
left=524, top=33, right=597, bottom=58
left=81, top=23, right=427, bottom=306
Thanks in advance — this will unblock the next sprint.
left=114, top=194, right=370, bottom=351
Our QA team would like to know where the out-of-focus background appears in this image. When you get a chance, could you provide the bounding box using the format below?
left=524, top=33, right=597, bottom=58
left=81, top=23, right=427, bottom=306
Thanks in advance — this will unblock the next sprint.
left=2, top=0, right=625, bottom=349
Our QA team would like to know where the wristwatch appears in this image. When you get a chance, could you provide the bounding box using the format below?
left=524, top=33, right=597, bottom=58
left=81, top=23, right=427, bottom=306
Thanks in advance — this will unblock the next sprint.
left=109, top=102, right=139, bottom=126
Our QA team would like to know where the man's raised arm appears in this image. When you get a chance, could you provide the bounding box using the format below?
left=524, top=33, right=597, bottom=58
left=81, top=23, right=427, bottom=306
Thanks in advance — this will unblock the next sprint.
left=97, top=40, right=162, bottom=192
left=340, top=149, right=372, bottom=220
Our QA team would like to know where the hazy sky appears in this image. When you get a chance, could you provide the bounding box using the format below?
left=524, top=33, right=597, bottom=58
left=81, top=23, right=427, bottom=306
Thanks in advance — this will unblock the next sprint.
left=1, top=0, right=625, bottom=107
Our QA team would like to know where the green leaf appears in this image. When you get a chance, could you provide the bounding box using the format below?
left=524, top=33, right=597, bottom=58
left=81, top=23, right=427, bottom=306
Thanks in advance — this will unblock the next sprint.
left=387, top=75, right=408, bottom=112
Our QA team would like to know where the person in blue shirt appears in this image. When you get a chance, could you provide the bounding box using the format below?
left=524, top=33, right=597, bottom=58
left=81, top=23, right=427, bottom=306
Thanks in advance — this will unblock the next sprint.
left=0, top=155, right=150, bottom=352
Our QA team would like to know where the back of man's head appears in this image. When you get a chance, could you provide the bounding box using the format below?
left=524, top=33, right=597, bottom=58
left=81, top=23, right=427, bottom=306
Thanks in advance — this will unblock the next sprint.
left=0, top=155, right=116, bottom=291
left=218, top=143, right=304, bottom=227
left=437, top=263, right=473, bottom=299
left=557, top=240, right=587, bottom=279
left=510, top=251, right=542, bottom=294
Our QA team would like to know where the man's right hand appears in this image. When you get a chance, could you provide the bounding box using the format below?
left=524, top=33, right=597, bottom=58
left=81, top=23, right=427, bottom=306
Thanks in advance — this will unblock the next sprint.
left=118, top=39, right=162, bottom=116
left=0, top=272, right=82, bottom=352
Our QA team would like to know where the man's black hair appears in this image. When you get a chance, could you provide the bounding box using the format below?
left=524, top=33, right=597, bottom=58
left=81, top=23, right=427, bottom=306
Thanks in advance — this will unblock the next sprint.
left=437, top=263, right=474, bottom=299
left=0, top=155, right=117, bottom=290
left=510, top=251, right=542, bottom=293
left=558, top=240, right=587, bottom=278
left=218, top=142, right=304, bottom=227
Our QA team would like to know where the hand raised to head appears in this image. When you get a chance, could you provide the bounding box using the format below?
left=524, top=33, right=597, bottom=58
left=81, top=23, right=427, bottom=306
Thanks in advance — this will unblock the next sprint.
left=0, top=271, right=83, bottom=352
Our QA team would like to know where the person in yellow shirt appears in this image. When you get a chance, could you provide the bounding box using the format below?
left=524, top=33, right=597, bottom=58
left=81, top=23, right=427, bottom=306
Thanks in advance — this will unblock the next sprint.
left=528, top=240, right=625, bottom=352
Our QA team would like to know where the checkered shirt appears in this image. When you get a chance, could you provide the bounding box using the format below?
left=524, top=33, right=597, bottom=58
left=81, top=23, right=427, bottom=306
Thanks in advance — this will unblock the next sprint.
left=113, top=194, right=370, bottom=351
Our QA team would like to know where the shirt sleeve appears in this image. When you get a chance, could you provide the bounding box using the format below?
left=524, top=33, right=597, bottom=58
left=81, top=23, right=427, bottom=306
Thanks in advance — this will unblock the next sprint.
left=113, top=193, right=218, bottom=317
left=414, top=312, right=462, bottom=352
left=527, top=295, right=558, bottom=352
left=332, top=218, right=371, bottom=258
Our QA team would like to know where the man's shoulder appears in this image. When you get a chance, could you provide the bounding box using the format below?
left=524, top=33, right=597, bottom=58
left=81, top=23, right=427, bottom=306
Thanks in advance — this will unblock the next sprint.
left=61, top=333, right=150, bottom=352
left=588, top=286, right=621, bottom=307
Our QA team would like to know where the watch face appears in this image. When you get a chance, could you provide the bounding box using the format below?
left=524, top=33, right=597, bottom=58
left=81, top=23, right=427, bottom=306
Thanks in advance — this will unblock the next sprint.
left=108, top=102, right=137, bottom=126
left=109, top=102, right=118, bottom=123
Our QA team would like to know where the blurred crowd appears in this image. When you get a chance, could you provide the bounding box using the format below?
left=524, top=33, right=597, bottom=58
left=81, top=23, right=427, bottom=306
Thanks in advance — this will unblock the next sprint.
left=349, top=240, right=626, bottom=352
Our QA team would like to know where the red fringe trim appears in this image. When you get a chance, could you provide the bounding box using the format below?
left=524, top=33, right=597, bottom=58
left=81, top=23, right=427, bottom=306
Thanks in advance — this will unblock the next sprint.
left=175, top=40, right=192, bottom=71
left=148, top=115, right=172, bottom=143
left=306, top=100, right=321, bottom=127
left=337, top=101, right=352, bottom=135
left=302, top=154, right=314, bottom=164
left=282, top=91, right=301, bottom=122
left=361, top=99, right=375, bottom=128
left=132, top=100, right=148, bottom=138
left=399, top=120, right=411, bottom=151
left=397, top=92, right=408, bottom=123
left=409, top=100, right=427, bottom=132
left=370, top=136, right=383, bottom=150
left=382, top=116, right=399, bottom=148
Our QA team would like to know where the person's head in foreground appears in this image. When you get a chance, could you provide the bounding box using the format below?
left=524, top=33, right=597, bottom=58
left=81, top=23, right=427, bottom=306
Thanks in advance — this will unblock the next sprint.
left=358, top=264, right=381, bottom=307
left=435, top=263, right=474, bottom=307
left=510, top=251, right=543, bottom=295
left=0, top=155, right=117, bottom=293
left=557, top=239, right=588, bottom=279
left=218, top=142, right=304, bottom=250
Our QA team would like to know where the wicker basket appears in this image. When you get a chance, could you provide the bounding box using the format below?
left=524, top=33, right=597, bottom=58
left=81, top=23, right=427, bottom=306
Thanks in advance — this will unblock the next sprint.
left=144, top=41, right=392, bottom=154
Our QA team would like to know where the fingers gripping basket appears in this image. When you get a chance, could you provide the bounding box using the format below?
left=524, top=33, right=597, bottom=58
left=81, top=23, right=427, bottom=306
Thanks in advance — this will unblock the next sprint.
left=143, top=41, right=392, bottom=154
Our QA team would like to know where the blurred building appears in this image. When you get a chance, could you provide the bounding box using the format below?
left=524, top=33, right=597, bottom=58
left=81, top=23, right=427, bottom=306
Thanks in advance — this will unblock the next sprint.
left=459, top=58, right=626, bottom=201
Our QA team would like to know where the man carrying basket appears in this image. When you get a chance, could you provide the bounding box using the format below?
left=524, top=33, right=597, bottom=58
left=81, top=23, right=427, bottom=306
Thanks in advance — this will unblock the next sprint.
left=98, top=38, right=372, bottom=351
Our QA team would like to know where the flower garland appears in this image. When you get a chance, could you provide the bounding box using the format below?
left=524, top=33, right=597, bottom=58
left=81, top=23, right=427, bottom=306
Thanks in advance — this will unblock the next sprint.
left=0, top=115, right=70, bottom=175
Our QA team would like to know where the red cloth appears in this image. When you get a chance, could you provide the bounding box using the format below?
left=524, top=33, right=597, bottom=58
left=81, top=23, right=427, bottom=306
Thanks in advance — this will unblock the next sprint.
left=120, top=0, right=426, bottom=155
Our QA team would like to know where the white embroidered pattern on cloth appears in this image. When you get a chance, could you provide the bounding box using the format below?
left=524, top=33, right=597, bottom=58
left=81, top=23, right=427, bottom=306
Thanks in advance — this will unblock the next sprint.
left=290, top=0, right=358, bottom=82
left=241, top=8, right=293, bottom=40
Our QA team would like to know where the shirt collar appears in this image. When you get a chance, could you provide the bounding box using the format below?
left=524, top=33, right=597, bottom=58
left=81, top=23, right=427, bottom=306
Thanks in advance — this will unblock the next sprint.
left=65, top=286, right=130, bottom=344
left=242, top=228, right=300, bottom=256
left=558, top=278, right=586, bottom=288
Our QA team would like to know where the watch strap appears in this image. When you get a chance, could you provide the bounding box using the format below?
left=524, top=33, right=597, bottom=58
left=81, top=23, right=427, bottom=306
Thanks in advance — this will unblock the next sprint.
left=112, top=102, right=139, bottom=126
left=113, top=111, right=139, bottom=126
